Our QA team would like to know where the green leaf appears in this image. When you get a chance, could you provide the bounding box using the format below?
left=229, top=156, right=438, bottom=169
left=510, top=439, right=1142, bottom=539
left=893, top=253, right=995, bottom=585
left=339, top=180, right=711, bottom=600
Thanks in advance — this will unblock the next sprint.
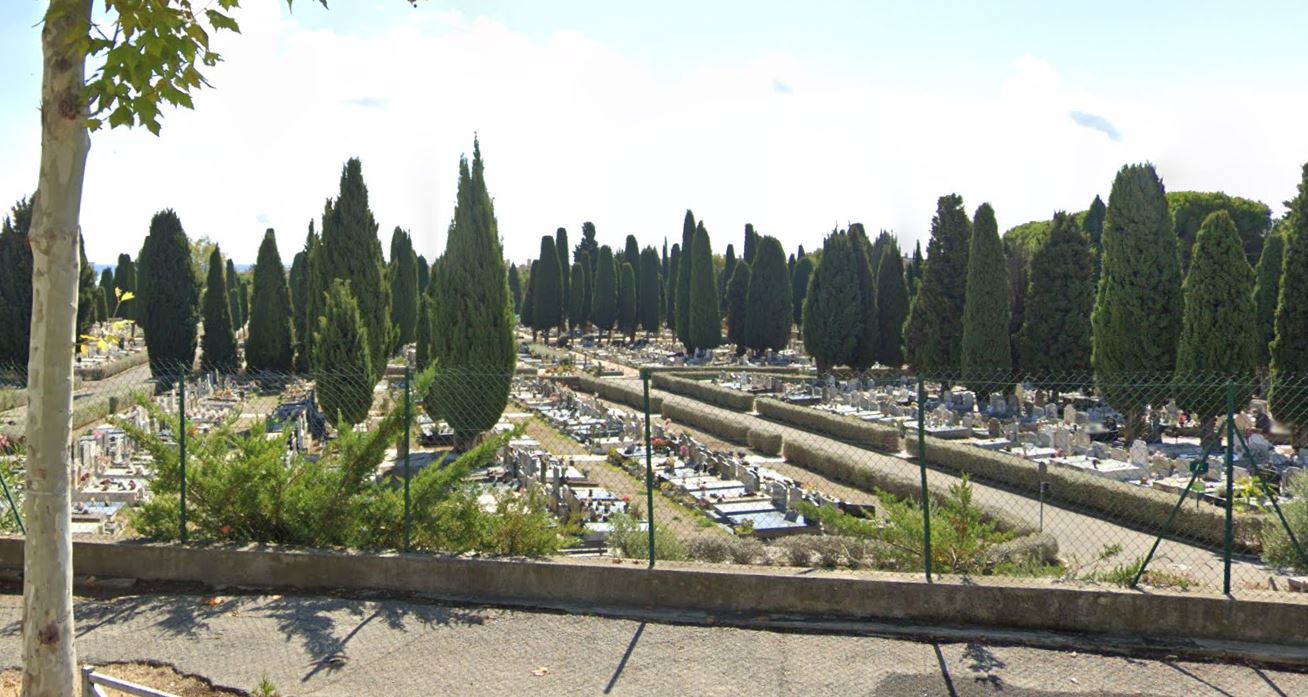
left=205, top=9, right=241, bottom=34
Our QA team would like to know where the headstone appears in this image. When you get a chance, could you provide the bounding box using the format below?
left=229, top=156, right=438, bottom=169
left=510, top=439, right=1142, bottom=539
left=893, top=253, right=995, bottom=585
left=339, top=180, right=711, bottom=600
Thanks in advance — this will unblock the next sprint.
left=961, top=414, right=975, bottom=430
left=988, top=418, right=1003, bottom=438
left=1037, top=430, right=1053, bottom=448
left=1072, top=430, right=1091, bottom=451
left=1075, top=411, right=1090, bottom=426
left=1235, top=413, right=1253, bottom=432
left=1053, top=429, right=1072, bottom=452
left=1064, top=405, right=1077, bottom=426
left=1129, top=440, right=1149, bottom=468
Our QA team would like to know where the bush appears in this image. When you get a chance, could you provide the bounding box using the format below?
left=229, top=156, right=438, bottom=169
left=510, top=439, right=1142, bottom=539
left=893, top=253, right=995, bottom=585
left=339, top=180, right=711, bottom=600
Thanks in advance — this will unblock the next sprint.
left=609, top=511, right=685, bottom=561
left=685, top=534, right=765, bottom=564
left=660, top=399, right=752, bottom=444
left=1262, top=475, right=1308, bottom=572
left=652, top=373, right=755, bottom=412
left=746, top=428, right=783, bottom=456
left=575, top=374, right=662, bottom=412
left=756, top=397, right=900, bottom=452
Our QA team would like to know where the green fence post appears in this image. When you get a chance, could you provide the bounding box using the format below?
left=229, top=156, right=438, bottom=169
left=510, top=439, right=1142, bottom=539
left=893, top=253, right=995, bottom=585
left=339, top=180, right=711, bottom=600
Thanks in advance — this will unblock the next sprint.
left=0, top=466, right=23, bottom=534
left=917, top=374, right=932, bottom=582
left=403, top=365, right=413, bottom=553
left=178, top=369, right=187, bottom=544
left=1223, top=380, right=1234, bottom=595
left=642, top=368, right=656, bottom=568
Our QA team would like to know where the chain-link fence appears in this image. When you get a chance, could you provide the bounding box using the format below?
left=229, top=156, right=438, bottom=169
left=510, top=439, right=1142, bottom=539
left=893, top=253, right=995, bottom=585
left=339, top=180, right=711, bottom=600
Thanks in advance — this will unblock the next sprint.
left=3, top=344, right=1308, bottom=605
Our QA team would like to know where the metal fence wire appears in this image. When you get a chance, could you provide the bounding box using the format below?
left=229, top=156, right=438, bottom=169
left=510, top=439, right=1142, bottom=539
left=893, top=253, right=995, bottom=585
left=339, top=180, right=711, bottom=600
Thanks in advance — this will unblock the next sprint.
left=3, top=350, right=1308, bottom=603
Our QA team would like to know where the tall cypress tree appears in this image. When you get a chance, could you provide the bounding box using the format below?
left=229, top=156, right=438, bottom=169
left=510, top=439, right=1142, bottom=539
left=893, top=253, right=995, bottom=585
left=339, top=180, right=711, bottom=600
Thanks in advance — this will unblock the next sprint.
left=725, top=261, right=752, bottom=355
left=791, top=255, right=813, bottom=329
left=315, top=280, right=373, bottom=426
left=676, top=211, right=696, bottom=343
left=848, top=224, right=879, bottom=371
left=138, top=209, right=201, bottom=379
left=569, top=261, right=588, bottom=331
left=0, top=196, right=34, bottom=366
left=320, top=158, right=394, bottom=379
left=76, top=236, right=97, bottom=340
left=904, top=194, right=971, bottom=371
left=94, top=288, right=108, bottom=326
left=1020, top=212, right=1094, bottom=379
left=666, top=244, right=680, bottom=334
left=1092, top=164, right=1183, bottom=440
left=687, top=222, right=721, bottom=353
left=803, top=231, right=860, bottom=373
left=246, top=229, right=295, bottom=373
left=225, top=258, right=242, bottom=329
left=959, top=203, right=1012, bottom=383
left=415, top=293, right=433, bottom=372
left=1175, top=211, right=1257, bottom=439
left=591, top=246, right=618, bottom=340
left=429, top=139, right=517, bottom=448
left=638, top=247, right=661, bottom=334
left=114, top=252, right=136, bottom=321
left=417, top=254, right=430, bottom=294
left=388, top=227, right=419, bottom=351
left=575, top=222, right=599, bottom=270
left=744, top=236, right=792, bottom=355
left=788, top=253, right=796, bottom=279
left=98, top=267, right=115, bottom=317
left=874, top=239, right=909, bottom=367
left=289, top=251, right=307, bottom=370
left=520, top=260, right=538, bottom=335
left=533, top=235, right=564, bottom=340
left=555, top=227, right=570, bottom=326
left=906, top=241, right=925, bottom=298
left=1269, top=163, right=1308, bottom=439
left=239, top=280, right=250, bottom=330
left=200, top=246, right=238, bottom=373
left=1253, top=224, right=1285, bottom=369
left=618, top=262, right=638, bottom=340
left=1084, top=194, right=1107, bottom=282
left=623, top=235, right=640, bottom=271
left=579, top=252, right=593, bottom=330
left=508, top=262, right=523, bottom=314
left=743, top=223, right=759, bottom=264
left=300, top=221, right=324, bottom=370
left=719, top=243, right=737, bottom=313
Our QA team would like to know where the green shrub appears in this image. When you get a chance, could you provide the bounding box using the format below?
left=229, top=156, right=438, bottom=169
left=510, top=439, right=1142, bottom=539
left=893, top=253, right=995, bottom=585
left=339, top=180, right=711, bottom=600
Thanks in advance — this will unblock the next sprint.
left=660, top=399, right=752, bottom=444
left=609, top=511, right=685, bottom=561
left=756, top=397, right=900, bottom=452
left=1262, top=475, right=1308, bottom=572
left=652, top=373, right=755, bottom=412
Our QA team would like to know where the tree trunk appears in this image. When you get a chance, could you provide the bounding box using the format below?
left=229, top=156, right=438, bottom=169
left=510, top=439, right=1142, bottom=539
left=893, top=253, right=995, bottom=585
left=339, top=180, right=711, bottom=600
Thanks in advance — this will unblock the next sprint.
left=24, top=2, right=91, bottom=695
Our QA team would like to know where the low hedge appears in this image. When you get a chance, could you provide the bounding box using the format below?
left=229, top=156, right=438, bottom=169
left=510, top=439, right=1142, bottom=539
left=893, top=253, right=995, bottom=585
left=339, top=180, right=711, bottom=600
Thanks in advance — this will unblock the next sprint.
left=904, top=433, right=1265, bottom=552
left=575, top=374, right=662, bottom=413
left=746, top=428, right=784, bottom=456
left=660, top=400, right=752, bottom=445
left=756, top=397, right=901, bottom=453
left=652, top=373, right=756, bottom=412
left=782, top=438, right=1032, bottom=536
left=74, top=351, right=148, bottom=381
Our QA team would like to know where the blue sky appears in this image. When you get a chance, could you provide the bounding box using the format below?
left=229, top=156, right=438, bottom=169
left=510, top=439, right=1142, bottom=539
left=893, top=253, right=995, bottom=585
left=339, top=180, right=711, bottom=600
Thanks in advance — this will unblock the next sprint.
left=1, top=1, right=1306, bottom=263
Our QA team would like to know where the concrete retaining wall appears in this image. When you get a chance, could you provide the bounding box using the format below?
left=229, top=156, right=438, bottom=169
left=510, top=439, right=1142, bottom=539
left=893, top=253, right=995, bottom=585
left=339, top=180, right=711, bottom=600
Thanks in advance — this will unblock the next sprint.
left=0, top=538, right=1303, bottom=648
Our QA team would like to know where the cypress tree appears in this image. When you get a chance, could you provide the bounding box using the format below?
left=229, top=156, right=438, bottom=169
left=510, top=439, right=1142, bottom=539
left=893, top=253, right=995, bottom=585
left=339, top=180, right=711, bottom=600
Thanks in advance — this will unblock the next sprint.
left=803, top=231, right=861, bottom=373
left=904, top=194, right=972, bottom=371
left=415, top=293, right=433, bottom=372
left=1175, top=211, right=1257, bottom=439
left=875, top=239, right=909, bottom=368
left=666, top=244, right=680, bottom=334
left=555, top=227, right=570, bottom=325
left=676, top=211, right=696, bottom=342
left=791, top=255, right=813, bottom=328
left=388, top=227, right=419, bottom=351
left=246, top=229, right=295, bottom=373
left=788, top=253, right=796, bottom=278
left=1084, top=195, right=1107, bottom=281
left=907, top=242, right=925, bottom=298
left=618, top=262, right=638, bottom=340
left=114, top=252, right=136, bottom=321
left=1020, top=212, right=1095, bottom=379
left=429, top=139, right=517, bottom=448
left=0, top=196, right=34, bottom=366
left=76, top=236, right=97, bottom=339
left=300, top=221, right=324, bottom=370
left=138, top=210, right=201, bottom=379
left=521, top=260, right=537, bottom=335
left=1269, top=163, right=1308, bottom=439
left=592, top=246, right=618, bottom=340
left=239, top=280, right=250, bottom=330
left=743, top=223, right=759, bottom=264
left=725, top=261, right=752, bottom=355
left=569, top=261, right=588, bottom=331
left=639, top=247, right=661, bottom=334
left=314, top=279, right=373, bottom=426
left=289, top=252, right=307, bottom=367
left=533, top=235, right=564, bottom=340
left=848, top=224, right=879, bottom=372
left=687, top=222, right=721, bottom=353
left=624, top=235, right=640, bottom=271
left=959, top=203, right=1012, bottom=383
left=579, top=252, right=593, bottom=329
left=719, top=243, right=736, bottom=313
left=200, top=246, right=238, bottom=373
left=225, top=258, right=242, bottom=329
left=744, top=236, right=792, bottom=355
left=94, top=288, right=108, bottom=326
left=1253, top=224, right=1285, bottom=369
left=417, top=254, right=430, bottom=294
left=98, top=267, right=115, bottom=316
left=320, top=158, right=394, bottom=379
left=508, top=262, right=523, bottom=314
left=575, top=222, right=599, bottom=270
left=1092, top=164, right=1183, bottom=440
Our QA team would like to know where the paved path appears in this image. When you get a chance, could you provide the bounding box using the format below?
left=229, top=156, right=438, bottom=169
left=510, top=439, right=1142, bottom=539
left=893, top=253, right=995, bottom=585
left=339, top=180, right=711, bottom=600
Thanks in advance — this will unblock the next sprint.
left=0, top=592, right=1301, bottom=696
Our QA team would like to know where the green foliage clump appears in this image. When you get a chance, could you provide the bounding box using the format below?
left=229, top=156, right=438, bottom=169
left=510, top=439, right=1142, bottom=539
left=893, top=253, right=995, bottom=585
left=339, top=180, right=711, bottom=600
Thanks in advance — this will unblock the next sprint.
left=1020, top=212, right=1095, bottom=380
left=617, top=261, right=637, bottom=340
left=904, top=194, right=971, bottom=370
left=1253, top=225, right=1285, bottom=368
left=1262, top=475, right=1308, bottom=573
left=638, top=247, right=661, bottom=333
left=532, top=235, right=564, bottom=338
left=508, top=262, right=523, bottom=315
left=569, top=260, right=588, bottom=331
left=1269, top=163, right=1308, bottom=437
left=960, top=203, right=1011, bottom=383
left=608, top=511, right=686, bottom=561
left=138, top=209, right=201, bottom=380
left=847, top=225, right=879, bottom=372
left=874, top=238, right=909, bottom=368
left=314, top=280, right=373, bottom=426
left=802, top=230, right=860, bottom=373
left=115, top=253, right=137, bottom=321
left=1167, top=190, right=1271, bottom=269
left=675, top=211, right=696, bottom=344
left=200, top=246, right=238, bottom=373
left=744, top=235, right=792, bottom=355
left=686, top=222, right=721, bottom=353
left=591, top=246, right=618, bottom=335
left=791, top=254, right=813, bottom=329
left=0, top=195, right=34, bottom=366
left=724, top=261, right=751, bottom=354
left=555, top=227, right=570, bottom=325
left=246, top=229, right=295, bottom=373
left=388, top=227, right=419, bottom=350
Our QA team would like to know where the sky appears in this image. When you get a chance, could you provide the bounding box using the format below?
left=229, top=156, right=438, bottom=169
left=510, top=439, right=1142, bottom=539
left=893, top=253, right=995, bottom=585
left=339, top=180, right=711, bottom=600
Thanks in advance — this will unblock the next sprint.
left=2, top=1, right=1307, bottom=265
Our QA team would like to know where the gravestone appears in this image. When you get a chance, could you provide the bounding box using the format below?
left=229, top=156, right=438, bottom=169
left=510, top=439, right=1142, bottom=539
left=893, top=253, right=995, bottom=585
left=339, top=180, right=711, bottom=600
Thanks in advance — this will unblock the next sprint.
left=1072, top=430, right=1091, bottom=451
left=1053, top=428, right=1072, bottom=452
left=1129, top=440, right=1149, bottom=468
left=988, top=418, right=1003, bottom=438
left=1064, top=405, right=1077, bottom=426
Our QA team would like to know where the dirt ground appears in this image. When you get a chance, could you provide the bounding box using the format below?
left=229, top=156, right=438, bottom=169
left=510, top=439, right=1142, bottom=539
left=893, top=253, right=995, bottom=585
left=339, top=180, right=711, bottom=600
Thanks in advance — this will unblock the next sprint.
left=0, top=662, right=247, bottom=697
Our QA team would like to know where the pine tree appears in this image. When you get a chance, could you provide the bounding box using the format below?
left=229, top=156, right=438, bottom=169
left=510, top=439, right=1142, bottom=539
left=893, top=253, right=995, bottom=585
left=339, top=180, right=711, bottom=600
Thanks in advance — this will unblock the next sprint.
left=1253, top=224, right=1285, bottom=368
left=1269, top=163, right=1308, bottom=439
left=388, top=227, right=419, bottom=350
left=725, top=261, right=751, bottom=355
left=959, top=203, right=1012, bottom=384
left=639, top=247, right=661, bottom=334
left=428, top=139, right=517, bottom=448
left=687, top=222, right=721, bottom=352
left=314, top=279, right=373, bottom=426
left=676, top=210, right=696, bottom=343
left=415, top=293, right=433, bottom=372
left=803, top=231, right=861, bottom=373
left=138, top=210, right=201, bottom=380
left=225, top=258, right=242, bottom=329
left=0, top=196, right=34, bottom=366
left=791, top=255, right=813, bottom=329
left=848, top=224, right=879, bottom=371
left=719, top=243, right=737, bottom=313
left=1020, top=212, right=1094, bottom=379
left=618, top=262, right=638, bottom=340
left=533, top=235, right=564, bottom=340
left=114, top=252, right=136, bottom=321
left=200, top=246, right=238, bottom=373
left=320, top=158, right=394, bottom=379
left=743, top=223, right=759, bottom=264
left=1092, top=164, right=1183, bottom=439
left=874, top=239, right=909, bottom=367
left=246, top=229, right=295, bottom=373
left=591, top=246, right=618, bottom=340
left=1175, top=211, right=1257, bottom=436
left=555, top=227, right=570, bottom=326
left=569, top=261, right=588, bottom=331
left=744, top=236, right=792, bottom=355
left=666, top=244, right=680, bottom=334
left=904, top=194, right=972, bottom=371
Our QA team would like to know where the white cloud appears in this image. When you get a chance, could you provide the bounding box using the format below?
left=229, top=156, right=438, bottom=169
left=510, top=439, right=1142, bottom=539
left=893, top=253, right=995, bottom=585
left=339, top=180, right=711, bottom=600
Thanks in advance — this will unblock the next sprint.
left=7, top=8, right=1308, bottom=266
